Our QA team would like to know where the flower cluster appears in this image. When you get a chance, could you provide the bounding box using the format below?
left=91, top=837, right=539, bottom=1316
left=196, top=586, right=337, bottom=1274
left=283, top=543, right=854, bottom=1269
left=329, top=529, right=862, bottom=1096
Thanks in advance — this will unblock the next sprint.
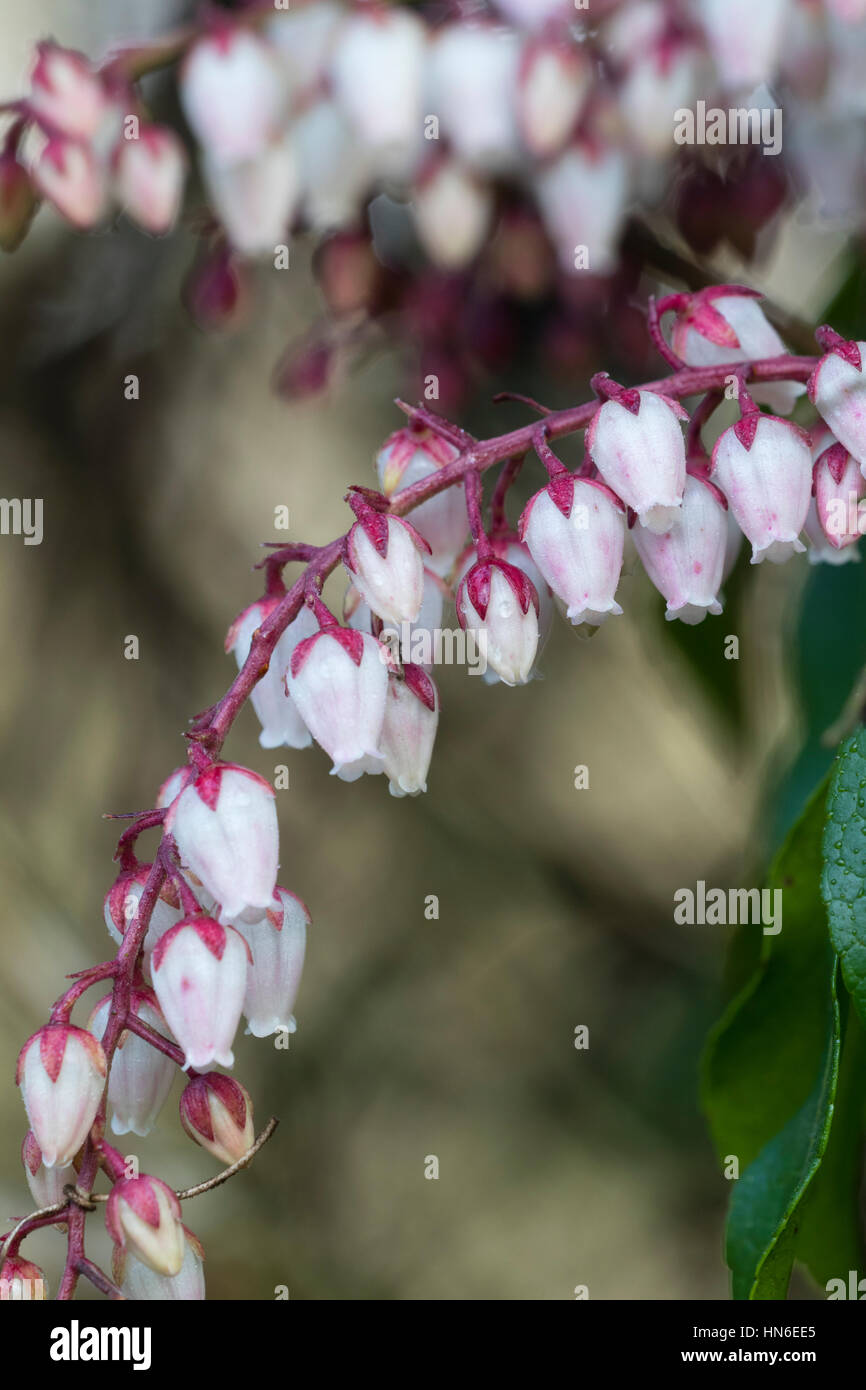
left=5, top=285, right=866, bottom=1300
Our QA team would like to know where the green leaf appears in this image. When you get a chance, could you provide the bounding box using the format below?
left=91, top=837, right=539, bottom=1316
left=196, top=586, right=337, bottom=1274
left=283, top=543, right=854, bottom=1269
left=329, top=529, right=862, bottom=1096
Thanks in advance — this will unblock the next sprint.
left=822, top=727, right=866, bottom=1026
left=703, top=780, right=862, bottom=1298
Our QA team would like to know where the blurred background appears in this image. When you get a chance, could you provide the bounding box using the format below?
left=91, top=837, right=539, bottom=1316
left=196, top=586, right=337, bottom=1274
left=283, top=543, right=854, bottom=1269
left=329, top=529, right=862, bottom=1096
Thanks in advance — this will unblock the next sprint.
left=2, top=0, right=865, bottom=1299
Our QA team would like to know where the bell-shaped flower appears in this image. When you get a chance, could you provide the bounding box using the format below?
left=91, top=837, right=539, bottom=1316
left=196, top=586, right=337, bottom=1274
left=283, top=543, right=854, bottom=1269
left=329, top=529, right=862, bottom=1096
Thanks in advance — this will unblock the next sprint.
left=226, top=598, right=316, bottom=750
left=376, top=426, right=466, bottom=575
left=695, top=0, right=790, bottom=91
left=412, top=156, right=492, bottom=270
left=32, top=137, right=107, bottom=228
left=228, top=888, right=309, bottom=1038
left=116, top=1228, right=205, bottom=1301
left=516, top=38, right=590, bottom=158
left=87, top=988, right=175, bottom=1138
left=632, top=474, right=727, bottom=624
left=587, top=388, right=687, bottom=533
left=16, top=1024, right=106, bottom=1168
left=0, top=1255, right=48, bottom=1300
left=151, top=917, right=250, bottom=1070
left=266, top=2, right=345, bottom=98
left=533, top=139, right=630, bottom=276
left=456, top=557, right=539, bottom=686
left=180, top=27, right=285, bottom=166
left=28, top=42, right=108, bottom=141
left=329, top=9, right=426, bottom=178
left=114, top=123, right=187, bottom=236
left=809, top=337, right=866, bottom=473
left=344, top=499, right=429, bottom=627
left=428, top=23, right=521, bottom=173
left=21, top=1130, right=76, bottom=1213
left=519, top=473, right=626, bottom=625
left=810, top=442, right=864, bottom=558
left=166, top=762, right=279, bottom=923
left=104, top=867, right=183, bottom=956
left=202, top=133, right=299, bottom=257
left=457, top=539, right=554, bottom=683
left=347, top=567, right=446, bottom=672
left=380, top=665, right=439, bottom=797
left=711, top=412, right=812, bottom=563
left=285, top=627, right=388, bottom=781
left=666, top=287, right=804, bottom=416
left=106, top=1174, right=185, bottom=1278
left=180, top=1072, right=255, bottom=1165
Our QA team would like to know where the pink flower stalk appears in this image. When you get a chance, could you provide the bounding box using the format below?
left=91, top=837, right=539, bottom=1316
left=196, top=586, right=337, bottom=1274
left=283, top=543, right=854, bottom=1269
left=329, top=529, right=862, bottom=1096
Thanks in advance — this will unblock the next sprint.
left=104, top=866, right=183, bottom=956
left=116, top=1228, right=205, bottom=1301
left=631, top=475, right=728, bottom=625
left=166, top=763, right=279, bottom=923
left=32, top=137, right=106, bottom=228
left=711, top=414, right=812, bottom=564
left=286, top=627, right=388, bottom=781
left=16, top=1024, right=106, bottom=1168
left=587, top=388, right=687, bottom=534
left=380, top=665, right=439, bottom=797
left=180, top=27, right=286, bottom=166
left=520, top=474, right=626, bottom=627
left=180, top=1073, right=255, bottom=1165
left=28, top=43, right=108, bottom=141
left=87, top=988, right=175, bottom=1138
left=811, top=442, right=865, bottom=555
left=0, top=1255, right=48, bottom=1300
left=344, top=500, right=429, bottom=627
left=226, top=599, right=316, bottom=750
left=516, top=38, right=590, bottom=159
left=21, top=1129, right=76, bottom=1212
left=151, top=917, right=251, bottom=1070
left=202, top=135, right=299, bottom=256
left=114, top=123, right=187, bottom=236
left=230, top=887, right=309, bottom=1038
left=376, top=426, right=466, bottom=575
left=105, top=1174, right=185, bottom=1278
left=809, top=337, right=866, bottom=473
left=665, top=288, right=805, bottom=416
left=329, top=9, right=426, bottom=178
left=0, top=153, right=37, bottom=252
left=457, top=557, right=539, bottom=686
left=411, top=156, right=493, bottom=270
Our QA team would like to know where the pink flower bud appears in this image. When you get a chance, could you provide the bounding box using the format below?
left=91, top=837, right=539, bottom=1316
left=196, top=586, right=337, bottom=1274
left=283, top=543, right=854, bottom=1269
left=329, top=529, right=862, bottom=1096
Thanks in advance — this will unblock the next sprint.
left=87, top=988, right=175, bottom=1138
left=809, top=339, right=866, bottom=473
left=516, top=39, right=590, bottom=158
left=812, top=442, right=865, bottom=554
left=695, top=0, right=789, bottom=91
left=166, top=763, right=279, bottom=923
left=226, top=599, right=316, bottom=750
left=203, top=134, right=299, bottom=256
left=711, top=413, right=812, bottom=564
left=457, top=558, right=539, bottom=686
left=106, top=1174, right=184, bottom=1278
left=632, top=475, right=727, bottom=624
left=114, top=123, right=187, bottom=236
left=29, top=43, right=108, bottom=141
left=534, top=140, right=630, bottom=277
left=0, top=153, right=37, bottom=252
left=428, top=23, right=521, bottom=173
left=16, top=1024, right=106, bottom=1168
left=667, top=288, right=804, bottom=416
left=116, top=1227, right=205, bottom=1301
left=151, top=917, right=250, bottom=1069
left=412, top=156, right=492, bottom=270
left=267, top=2, right=345, bottom=96
left=180, top=1072, right=255, bottom=1164
left=0, top=1255, right=48, bottom=1300
left=344, top=510, right=428, bottom=627
left=104, top=867, right=183, bottom=956
left=330, top=10, right=426, bottom=177
left=519, top=474, right=626, bottom=626
left=286, top=628, right=388, bottom=781
left=616, top=33, right=703, bottom=158
left=587, top=390, right=687, bottom=533
left=180, top=27, right=285, bottom=166
left=228, top=887, right=309, bottom=1038
left=380, top=664, right=439, bottom=797
left=22, top=1129, right=76, bottom=1212
left=376, top=426, right=466, bottom=575
left=457, top=538, right=554, bottom=682
left=32, top=137, right=106, bottom=228
left=183, top=242, right=249, bottom=332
